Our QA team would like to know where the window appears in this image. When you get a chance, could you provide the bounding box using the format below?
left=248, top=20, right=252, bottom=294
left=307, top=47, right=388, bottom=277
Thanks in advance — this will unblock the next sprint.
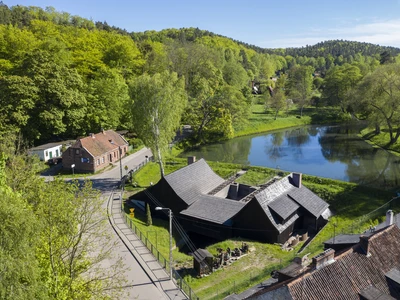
left=81, top=157, right=90, bottom=163
left=97, top=159, right=100, bottom=165
left=114, top=152, right=116, bottom=158
left=45, top=151, right=48, bottom=156
left=101, top=157, right=105, bottom=164
left=75, top=149, right=80, bottom=155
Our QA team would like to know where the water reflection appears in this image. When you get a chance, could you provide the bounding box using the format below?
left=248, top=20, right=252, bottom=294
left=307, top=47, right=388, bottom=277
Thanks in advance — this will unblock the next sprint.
left=182, top=125, right=400, bottom=187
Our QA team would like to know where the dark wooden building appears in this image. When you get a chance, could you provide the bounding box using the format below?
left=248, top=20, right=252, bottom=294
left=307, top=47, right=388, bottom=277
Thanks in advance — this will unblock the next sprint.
left=133, top=159, right=330, bottom=244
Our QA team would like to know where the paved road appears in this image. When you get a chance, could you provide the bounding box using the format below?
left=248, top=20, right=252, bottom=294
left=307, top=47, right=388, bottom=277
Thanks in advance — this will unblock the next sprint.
left=43, top=148, right=187, bottom=299
left=102, top=190, right=167, bottom=300
left=87, top=148, right=186, bottom=299
left=88, top=147, right=153, bottom=191
left=91, top=148, right=167, bottom=299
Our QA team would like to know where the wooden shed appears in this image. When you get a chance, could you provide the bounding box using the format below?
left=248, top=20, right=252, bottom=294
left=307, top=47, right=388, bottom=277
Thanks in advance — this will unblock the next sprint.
left=192, top=248, right=213, bottom=276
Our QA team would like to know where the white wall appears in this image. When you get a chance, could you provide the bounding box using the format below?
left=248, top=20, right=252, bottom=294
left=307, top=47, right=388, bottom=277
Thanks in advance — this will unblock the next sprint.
left=29, top=145, right=62, bottom=161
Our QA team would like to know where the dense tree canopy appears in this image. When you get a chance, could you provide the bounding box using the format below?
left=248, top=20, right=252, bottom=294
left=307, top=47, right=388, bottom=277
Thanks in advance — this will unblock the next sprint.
left=0, top=3, right=399, bottom=148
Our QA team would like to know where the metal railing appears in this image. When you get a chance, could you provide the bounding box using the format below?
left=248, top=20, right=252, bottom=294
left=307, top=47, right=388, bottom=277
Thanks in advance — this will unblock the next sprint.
left=119, top=156, right=199, bottom=300
left=124, top=215, right=199, bottom=299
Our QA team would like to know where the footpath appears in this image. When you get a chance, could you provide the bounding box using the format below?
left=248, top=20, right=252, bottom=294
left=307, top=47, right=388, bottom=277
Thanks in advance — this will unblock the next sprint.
left=107, top=171, right=188, bottom=299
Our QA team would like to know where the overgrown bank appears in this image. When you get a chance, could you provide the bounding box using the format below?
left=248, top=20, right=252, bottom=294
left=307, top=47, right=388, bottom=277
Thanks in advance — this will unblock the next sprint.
left=360, top=127, right=400, bottom=155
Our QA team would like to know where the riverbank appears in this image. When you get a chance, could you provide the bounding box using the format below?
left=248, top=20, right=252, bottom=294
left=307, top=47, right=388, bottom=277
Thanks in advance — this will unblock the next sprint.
left=234, top=105, right=348, bottom=138
left=360, top=127, right=400, bottom=156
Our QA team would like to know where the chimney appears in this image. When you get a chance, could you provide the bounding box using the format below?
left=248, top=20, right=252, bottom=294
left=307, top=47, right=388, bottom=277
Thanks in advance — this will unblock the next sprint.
left=359, top=236, right=372, bottom=257
left=187, top=156, right=196, bottom=165
left=293, top=253, right=310, bottom=267
left=101, top=128, right=105, bottom=134
left=90, top=133, right=95, bottom=138
left=312, top=248, right=335, bottom=270
left=386, top=210, right=394, bottom=227
left=292, top=173, right=302, bottom=188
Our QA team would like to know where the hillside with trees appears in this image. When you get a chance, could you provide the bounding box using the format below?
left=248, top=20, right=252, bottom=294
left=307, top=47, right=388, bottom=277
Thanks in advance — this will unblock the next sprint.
left=2, top=2, right=400, bottom=298
left=0, top=3, right=399, bottom=150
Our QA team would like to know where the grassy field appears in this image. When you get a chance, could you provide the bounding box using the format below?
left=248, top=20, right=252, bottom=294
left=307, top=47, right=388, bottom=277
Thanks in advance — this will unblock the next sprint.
left=234, top=104, right=349, bottom=138
left=125, top=158, right=398, bottom=299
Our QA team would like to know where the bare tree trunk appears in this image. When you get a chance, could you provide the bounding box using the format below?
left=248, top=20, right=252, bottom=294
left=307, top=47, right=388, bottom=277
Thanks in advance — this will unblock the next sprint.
left=156, top=142, right=165, bottom=177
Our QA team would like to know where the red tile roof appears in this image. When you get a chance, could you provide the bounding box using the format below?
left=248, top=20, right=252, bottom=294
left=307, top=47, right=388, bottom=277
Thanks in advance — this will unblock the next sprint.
left=248, top=225, right=400, bottom=300
left=73, top=130, right=128, bottom=158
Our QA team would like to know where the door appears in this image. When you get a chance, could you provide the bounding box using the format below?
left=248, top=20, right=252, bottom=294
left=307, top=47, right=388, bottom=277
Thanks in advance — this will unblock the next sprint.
left=49, top=151, right=53, bottom=158
left=109, top=154, right=112, bottom=162
left=56, top=149, right=59, bottom=157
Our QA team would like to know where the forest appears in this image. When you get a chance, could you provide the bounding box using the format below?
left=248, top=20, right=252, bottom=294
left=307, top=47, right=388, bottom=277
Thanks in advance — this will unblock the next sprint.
left=2, top=3, right=400, bottom=299
left=1, top=3, right=400, bottom=150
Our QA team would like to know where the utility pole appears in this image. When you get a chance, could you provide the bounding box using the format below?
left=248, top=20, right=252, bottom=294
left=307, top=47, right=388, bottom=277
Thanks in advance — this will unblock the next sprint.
left=155, top=207, right=173, bottom=279
left=119, top=146, right=123, bottom=180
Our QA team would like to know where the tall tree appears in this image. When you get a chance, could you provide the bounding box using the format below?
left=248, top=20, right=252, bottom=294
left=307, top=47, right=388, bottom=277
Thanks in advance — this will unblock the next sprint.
left=268, top=89, right=286, bottom=120
left=352, top=63, right=400, bottom=145
left=323, top=64, right=362, bottom=112
left=129, top=71, right=187, bottom=176
left=286, top=65, right=313, bottom=117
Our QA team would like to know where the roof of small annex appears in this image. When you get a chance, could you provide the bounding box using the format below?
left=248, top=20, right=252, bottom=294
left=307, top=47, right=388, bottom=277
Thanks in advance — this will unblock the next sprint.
left=248, top=225, right=400, bottom=300
left=71, top=130, right=128, bottom=158
left=254, top=174, right=329, bottom=232
left=163, top=158, right=225, bottom=206
left=29, top=142, right=63, bottom=151
left=192, top=248, right=213, bottom=263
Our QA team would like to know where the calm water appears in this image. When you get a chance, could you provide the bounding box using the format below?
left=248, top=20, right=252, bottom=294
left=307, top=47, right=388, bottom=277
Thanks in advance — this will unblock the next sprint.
left=182, top=125, right=400, bottom=187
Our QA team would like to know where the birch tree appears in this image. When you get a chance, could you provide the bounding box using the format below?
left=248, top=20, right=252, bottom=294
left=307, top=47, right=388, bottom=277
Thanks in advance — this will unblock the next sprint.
left=129, top=71, right=187, bottom=176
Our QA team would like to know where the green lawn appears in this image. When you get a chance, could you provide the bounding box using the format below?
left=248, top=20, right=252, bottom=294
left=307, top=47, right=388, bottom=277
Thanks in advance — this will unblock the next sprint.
left=125, top=161, right=398, bottom=299
left=234, top=104, right=349, bottom=138
left=360, top=127, right=400, bottom=155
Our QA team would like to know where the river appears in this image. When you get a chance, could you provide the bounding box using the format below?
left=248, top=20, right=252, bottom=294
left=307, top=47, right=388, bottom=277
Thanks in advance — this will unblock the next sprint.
left=182, top=124, right=400, bottom=187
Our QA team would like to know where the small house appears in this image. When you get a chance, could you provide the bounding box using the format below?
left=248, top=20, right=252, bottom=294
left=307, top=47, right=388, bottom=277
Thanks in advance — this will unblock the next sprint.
left=62, top=130, right=128, bottom=173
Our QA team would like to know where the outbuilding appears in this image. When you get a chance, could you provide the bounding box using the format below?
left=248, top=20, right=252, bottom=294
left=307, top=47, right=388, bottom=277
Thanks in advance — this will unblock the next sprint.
left=29, top=142, right=63, bottom=162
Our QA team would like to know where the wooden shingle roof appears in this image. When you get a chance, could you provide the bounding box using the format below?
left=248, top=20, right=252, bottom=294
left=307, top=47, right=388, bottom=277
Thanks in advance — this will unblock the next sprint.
left=268, top=194, right=300, bottom=220
left=180, top=195, right=246, bottom=224
left=254, top=174, right=329, bottom=232
left=164, top=159, right=225, bottom=206
left=248, top=225, right=400, bottom=300
left=287, top=184, right=329, bottom=217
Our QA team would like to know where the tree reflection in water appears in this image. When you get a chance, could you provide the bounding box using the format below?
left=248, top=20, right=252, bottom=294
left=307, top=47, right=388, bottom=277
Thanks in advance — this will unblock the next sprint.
left=182, top=124, right=400, bottom=187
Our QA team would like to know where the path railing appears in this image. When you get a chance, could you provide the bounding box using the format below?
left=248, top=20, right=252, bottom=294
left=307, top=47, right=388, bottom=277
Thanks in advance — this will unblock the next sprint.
left=118, top=156, right=199, bottom=300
